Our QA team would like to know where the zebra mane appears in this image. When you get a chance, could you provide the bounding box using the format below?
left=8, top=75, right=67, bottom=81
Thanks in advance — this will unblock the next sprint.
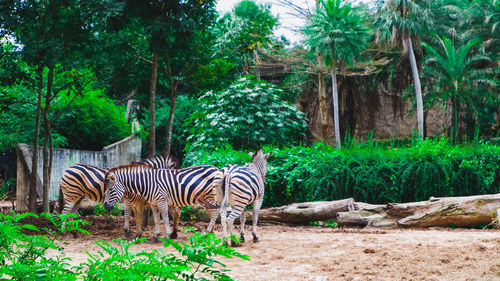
left=105, top=163, right=155, bottom=177
left=250, top=147, right=264, bottom=163
left=133, top=154, right=178, bottom=168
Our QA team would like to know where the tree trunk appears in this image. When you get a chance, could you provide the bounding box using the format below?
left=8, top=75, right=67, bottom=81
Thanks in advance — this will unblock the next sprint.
left=318, top=70, right=328, bottom=142
left=164, top=91, right=177, bottom=157
left=29, top=64, right=44, bottom=213
left=387, top=194, right=500, bottom=227
left=148, top=51, right=158, bottom=156
left=42, top=65, right=54, bottom=213
left=337, top=194, right=500, bottom=228
left=407, top=36, right=424, bottom=140
left=256, top=198, right=355, bottom=224
left=331, top=67, right=341, bottom=149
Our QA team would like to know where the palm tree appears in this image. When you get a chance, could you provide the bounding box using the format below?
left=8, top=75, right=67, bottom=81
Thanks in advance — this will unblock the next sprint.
left=374, top=0, right=431, bottom=140
left=303, top=0, right=371, bottom=148
left=421, top=35, right=495, bottom=140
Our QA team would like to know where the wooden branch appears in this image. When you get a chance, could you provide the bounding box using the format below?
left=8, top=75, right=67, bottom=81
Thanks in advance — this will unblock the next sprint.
left=257, top=198, right=356, bottom=224
left=387, top=194, right=500, bottom=227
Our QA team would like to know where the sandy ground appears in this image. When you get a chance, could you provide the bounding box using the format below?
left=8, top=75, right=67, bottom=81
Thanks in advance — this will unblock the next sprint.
left=41, top=215, right=500, bottom=281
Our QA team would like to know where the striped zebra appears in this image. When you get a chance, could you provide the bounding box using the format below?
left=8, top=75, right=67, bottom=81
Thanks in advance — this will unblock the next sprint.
left=56, top=155, right=177, bottom=236
left=219, top=148, right=271, bottom=245
left=103, top=164, right=224, bottom=240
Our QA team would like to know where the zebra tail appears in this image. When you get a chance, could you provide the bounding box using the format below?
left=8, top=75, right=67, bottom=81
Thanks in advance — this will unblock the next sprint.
left=221, top=171, right=231, bottom=208
left=56, top=187, right=64, bottom=214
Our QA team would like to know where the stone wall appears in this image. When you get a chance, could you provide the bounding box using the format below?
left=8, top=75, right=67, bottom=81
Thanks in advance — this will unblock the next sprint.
left=16, top=134, right=141, bottom=211
left=300, top=78, right=452, bottom=145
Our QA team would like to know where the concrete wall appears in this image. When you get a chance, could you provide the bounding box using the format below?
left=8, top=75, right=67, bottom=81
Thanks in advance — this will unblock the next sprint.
left=16, top=134, right=141, bottom=211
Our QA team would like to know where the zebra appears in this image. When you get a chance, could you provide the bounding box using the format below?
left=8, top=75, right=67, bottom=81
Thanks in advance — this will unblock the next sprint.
left=56, top=155, right=177, bottom=236
left=103, top=164, right=224, bottom=241
left=219, top=148, right=271, bottom=246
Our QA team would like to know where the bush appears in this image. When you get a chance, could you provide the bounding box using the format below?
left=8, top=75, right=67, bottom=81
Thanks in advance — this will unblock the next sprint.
left=0, top=212, right=88, bottom=280
left=0, top=214, right=248, bottom=281
left=184, top=139, right=500, bottom=207
left=185, top=76, right=308, bottom=151
left=53, top=89, right=130, bottom=151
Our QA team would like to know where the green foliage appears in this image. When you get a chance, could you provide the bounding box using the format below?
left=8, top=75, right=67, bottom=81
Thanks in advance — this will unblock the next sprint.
left=0, top=215, right=247, bottom=281
left=83, top=227, right=249, bottom=281
left=0, top=212, right=88, bottom=280
left=140, top=95, right=196, bottom=161
left=52, top=89, right=130, bottom=150
left=421, top=35, right=498, bottom=138
left=303, top=0, right=372, bottom=68
left=186, top=139, right=500, bottom=207
left=93, top=203, right=121, bottom=217
left=215, top=0, right=278, bottom=72
left=186, top=76, right=308, bottom=151
left=310, top=219, right=338, bottom=228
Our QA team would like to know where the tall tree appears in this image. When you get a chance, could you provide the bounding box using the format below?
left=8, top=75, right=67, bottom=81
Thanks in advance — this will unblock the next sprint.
left=303, top=0, right=371, bottom=148
left=421, top=35, right=497, bottom=139
left=0, top=0, right=120, bottom=212
left=374, top=0, right=431, bottom=140
left=215, top=0, right=277, bottom=75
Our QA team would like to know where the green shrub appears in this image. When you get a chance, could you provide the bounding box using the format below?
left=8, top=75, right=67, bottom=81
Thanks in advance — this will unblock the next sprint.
left=52, top=89, right=130, bottom=151
left=93, top=203, right=121, bottom=216
left=0, top=213, right=247, bottom=281
left=0, top=212, right=88, bottom=280
left=185, top=76, right=308, bottom=151
left=184, top=139, right=500, bottom=207
left=82, top=227, right=248, bottom=281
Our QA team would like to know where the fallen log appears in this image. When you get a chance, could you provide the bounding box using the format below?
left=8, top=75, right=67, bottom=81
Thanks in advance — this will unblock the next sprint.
left=336, top=203, right=396, bottom=228
left=184, top=198, right=356, bottom=224
left=387, top=194, right=500, bottom=227
left=257, top=198, right=356, bottom=224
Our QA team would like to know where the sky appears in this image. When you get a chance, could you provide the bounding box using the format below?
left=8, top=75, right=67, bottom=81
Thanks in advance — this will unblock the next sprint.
left=216, top=0, right=316, bottom=45
left=215, top=0, right=376, bottom=45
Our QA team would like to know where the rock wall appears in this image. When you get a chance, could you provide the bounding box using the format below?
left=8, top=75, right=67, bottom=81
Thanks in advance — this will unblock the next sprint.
left=16, top=134, right=141, bottom=211
left=300, top=77, right=452, bottom=145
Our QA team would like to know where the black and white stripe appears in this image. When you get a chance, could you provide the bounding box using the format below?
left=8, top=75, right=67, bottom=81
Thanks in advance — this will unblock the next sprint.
left=219, top=148, right=271, bottom=245
left=56, top=155, right=176, bottom=235
left=103, top=164, right=223, bottom=240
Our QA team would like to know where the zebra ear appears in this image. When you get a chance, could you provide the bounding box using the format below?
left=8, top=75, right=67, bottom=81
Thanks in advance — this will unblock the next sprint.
left=264, top=152, right=272, bottom=159
left=248, top=152, right=254, bottom=157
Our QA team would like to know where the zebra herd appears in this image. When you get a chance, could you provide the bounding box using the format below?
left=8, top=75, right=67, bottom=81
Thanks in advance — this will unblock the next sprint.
left=56, top=148, right=271, bottom=245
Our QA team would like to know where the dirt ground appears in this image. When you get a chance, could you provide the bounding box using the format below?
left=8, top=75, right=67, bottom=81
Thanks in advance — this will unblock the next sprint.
left=43, top=215, right=500, bottom=281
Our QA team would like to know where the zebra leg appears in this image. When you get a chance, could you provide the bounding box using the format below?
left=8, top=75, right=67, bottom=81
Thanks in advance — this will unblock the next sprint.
left=252, top=197, right=263, bottom=242
left=227, top=216, right=239, bottom=247
left=157, top=200, right=171, bottom=241
left=220, top=204, right=231, bottom=243
left=150, top=204, right=163, bottom=243
left=64, top=197, right=84, bottom=239
left=60, top=201, right=75, bottom=239
left=124, top=200, right=132, bottom=238
left=132, top=204, right=146, bottom=239
left=206, top=208, right=220, bottom=233
left=169, top=206, right=180, bottom=239
left=239, top=211, right=246, bottom=243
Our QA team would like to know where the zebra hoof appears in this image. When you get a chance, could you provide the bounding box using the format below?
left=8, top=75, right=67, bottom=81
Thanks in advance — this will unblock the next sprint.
left=124, top=230, right=133, bottom=239
left=240, top=233, right=245, bottom=243
left=231, top=240, right=239, bottom=247
left=152, top=236, right=160, bottom=243
left=72, top=231, right=80, bottom=239
left=253, top=236, right=259, bottom=243
left=169, top=231, right=178, bottom=239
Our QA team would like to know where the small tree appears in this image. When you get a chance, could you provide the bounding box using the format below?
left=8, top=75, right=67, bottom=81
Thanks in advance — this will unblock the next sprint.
left=303, top=0, right=371, bottom=148
left=374, top=0, right=431, bottom=140
left=421, top=35, right=497, bottom=139
left=186, top=76, right=308, bottom=151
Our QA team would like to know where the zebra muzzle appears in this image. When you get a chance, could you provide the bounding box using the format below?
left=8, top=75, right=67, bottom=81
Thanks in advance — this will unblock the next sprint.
left=104, top=203, right=114, bottom=212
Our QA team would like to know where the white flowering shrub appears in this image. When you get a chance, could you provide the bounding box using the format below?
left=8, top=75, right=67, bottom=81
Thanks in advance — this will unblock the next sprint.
left=186, top=76, right=308, bottom=151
